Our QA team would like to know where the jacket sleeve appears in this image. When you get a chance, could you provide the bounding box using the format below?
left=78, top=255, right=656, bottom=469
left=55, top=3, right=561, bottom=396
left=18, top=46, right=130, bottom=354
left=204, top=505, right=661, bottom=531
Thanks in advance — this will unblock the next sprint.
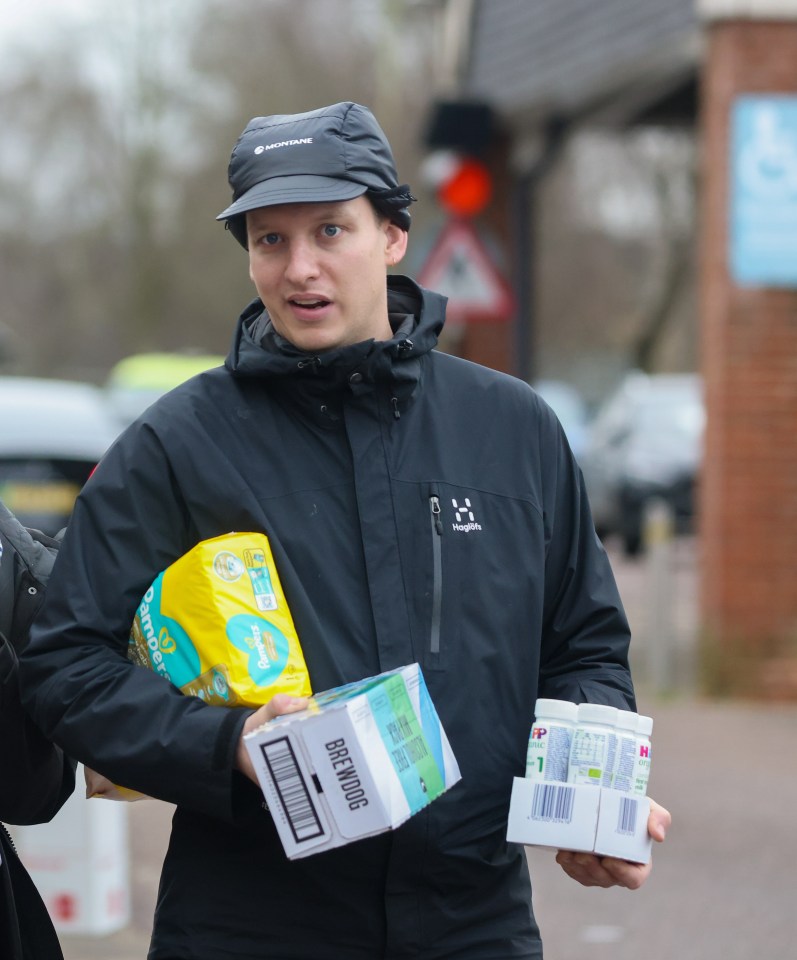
left=536, top=401, right=636, bottom=710
left=18, top=421, right=254, bottom=822
left=0, top=633, right=76, bottom=824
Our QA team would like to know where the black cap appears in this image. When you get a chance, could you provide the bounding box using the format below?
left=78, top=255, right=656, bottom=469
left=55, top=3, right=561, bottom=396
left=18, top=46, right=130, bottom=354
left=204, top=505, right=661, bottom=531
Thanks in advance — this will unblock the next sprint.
left=217, top=102, right=415, bottom=247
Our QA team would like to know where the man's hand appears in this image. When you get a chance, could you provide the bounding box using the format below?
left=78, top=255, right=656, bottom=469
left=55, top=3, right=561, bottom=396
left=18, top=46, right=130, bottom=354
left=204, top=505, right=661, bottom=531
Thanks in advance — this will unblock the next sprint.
left=555, top=797, right=671, bottom=890
left=235, top=694, right=309, bottom=784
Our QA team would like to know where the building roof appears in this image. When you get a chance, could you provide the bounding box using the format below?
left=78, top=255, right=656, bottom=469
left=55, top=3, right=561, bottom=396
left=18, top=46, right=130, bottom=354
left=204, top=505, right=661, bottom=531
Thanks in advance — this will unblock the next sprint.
left=464, top=0, right=700, bottom=125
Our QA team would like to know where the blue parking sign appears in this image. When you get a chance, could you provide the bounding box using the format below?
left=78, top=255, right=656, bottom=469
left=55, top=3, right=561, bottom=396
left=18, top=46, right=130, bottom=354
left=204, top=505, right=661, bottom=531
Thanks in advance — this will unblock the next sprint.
left=730, top=95, right=797, bottom=287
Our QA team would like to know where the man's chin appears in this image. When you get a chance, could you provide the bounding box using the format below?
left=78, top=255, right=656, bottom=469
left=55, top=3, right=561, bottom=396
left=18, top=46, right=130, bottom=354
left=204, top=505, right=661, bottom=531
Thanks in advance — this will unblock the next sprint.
left=270, top=318, right=340, bottom=354
left=289, top=331, right=345, bottom=355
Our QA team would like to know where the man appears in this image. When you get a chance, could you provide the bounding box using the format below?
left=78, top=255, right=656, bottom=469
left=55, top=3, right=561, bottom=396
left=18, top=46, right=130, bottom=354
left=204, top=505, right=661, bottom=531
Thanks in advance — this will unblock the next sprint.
left=21, top=102, right=669, bottom=959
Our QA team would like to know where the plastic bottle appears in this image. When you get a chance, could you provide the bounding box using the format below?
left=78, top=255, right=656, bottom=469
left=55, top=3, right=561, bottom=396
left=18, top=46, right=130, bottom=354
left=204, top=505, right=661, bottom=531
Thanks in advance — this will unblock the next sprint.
left=567, top=703, right=619, bottom=787
left=525, top=698, right=578, bottom=782
left=632, top=714, right=653, bottom=796
left=609, top=709, right=639, bottom=791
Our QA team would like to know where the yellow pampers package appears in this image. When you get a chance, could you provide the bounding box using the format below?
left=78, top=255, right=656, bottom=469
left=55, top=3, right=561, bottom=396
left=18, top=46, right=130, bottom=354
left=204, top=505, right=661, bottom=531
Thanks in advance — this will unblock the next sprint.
left=87, top=532, right=311, bottom=802
left=128, top=532, right=312, bottom=705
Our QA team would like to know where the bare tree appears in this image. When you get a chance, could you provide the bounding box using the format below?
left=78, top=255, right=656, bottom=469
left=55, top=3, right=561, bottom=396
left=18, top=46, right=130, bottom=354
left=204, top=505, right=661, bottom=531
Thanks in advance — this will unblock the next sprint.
left=536, top=127, right=697, bottom=402
left=0, top=0, right=439, bottom=378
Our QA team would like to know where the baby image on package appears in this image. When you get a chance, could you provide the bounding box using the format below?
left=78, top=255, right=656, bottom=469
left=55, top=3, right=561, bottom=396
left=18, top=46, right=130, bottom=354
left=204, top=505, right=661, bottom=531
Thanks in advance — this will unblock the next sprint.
left=128, top=532, right=312, bottom=706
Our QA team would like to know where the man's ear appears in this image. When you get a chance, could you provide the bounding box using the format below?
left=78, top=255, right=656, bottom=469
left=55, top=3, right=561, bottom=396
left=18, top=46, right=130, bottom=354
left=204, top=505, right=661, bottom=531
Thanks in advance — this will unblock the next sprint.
left=385, top=222, right=409, bottom=266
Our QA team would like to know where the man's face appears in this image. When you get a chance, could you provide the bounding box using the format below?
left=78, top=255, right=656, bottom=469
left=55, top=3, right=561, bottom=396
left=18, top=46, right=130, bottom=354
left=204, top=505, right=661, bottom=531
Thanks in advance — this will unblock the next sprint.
left=246, top=196, right=408, bottom=354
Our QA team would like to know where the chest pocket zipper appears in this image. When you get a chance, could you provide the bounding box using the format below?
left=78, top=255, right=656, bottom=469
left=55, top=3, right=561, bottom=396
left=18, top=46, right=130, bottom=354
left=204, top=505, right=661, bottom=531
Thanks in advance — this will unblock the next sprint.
left=429, top=494, right=443, bottom=656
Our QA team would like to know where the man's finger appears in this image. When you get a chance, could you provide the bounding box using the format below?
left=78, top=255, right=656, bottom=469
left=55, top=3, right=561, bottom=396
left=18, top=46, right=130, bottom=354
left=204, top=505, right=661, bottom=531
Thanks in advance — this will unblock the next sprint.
left=647, top=798, right=672, bottom=843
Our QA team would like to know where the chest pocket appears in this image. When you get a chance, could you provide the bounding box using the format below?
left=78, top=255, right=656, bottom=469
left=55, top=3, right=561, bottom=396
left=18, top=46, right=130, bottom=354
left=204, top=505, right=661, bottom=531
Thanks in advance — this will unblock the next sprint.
left=397, top=483, right=545, bottom=675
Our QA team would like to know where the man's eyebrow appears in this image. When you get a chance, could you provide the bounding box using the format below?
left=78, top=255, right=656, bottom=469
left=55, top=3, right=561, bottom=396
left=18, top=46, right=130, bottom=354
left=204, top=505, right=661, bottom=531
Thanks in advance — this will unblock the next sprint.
left=306, top=204, right=354, bottom=221
left=252, top=202, right=354, bottom=223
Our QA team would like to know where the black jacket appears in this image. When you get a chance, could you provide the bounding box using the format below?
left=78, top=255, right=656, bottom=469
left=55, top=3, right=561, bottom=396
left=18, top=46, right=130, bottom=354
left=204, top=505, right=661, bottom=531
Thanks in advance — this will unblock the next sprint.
left=1, top=528, right=74, bottom=960
left=21, top=278, right=635, bottom=960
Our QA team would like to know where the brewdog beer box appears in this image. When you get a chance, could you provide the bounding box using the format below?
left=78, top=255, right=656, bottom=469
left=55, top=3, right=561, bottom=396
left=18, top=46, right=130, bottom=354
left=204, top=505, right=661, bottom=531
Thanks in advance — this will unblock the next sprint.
left=244, top=663, right=461, bottom=859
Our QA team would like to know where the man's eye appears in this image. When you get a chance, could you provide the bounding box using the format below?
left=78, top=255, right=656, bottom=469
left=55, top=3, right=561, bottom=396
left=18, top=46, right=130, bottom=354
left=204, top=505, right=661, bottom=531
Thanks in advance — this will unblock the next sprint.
left=322, top=224, right=342, bottom=238
left=260, top=233, right=280, bottom=246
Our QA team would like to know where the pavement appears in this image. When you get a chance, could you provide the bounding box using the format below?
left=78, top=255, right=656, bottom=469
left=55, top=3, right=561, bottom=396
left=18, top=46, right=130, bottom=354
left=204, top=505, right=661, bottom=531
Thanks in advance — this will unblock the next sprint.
left=47, top=537, right=797, bottom=959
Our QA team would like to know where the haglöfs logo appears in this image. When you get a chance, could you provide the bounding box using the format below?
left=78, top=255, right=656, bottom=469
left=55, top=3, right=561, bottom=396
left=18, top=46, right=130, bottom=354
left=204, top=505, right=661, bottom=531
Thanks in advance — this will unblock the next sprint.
left=451, top=497, right=482, bottom=533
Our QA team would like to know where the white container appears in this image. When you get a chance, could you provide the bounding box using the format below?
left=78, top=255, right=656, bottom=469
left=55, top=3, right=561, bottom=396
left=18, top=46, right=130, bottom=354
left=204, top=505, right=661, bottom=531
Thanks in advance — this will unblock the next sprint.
left=609, top=709, right=639, bottom=792
left=632, top=714, right=654, bottom=796
left=567, top=703, right=618, bottom=787
left=507, top=778, right=653, bottom=864
left=11, top=765, right=130, bottom=935
left=525, top=698, right=578, bottom=782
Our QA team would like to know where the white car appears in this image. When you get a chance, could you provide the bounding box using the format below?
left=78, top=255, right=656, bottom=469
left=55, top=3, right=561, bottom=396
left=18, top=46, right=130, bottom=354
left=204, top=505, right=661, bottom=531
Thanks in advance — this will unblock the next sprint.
left=0, top=376, right=122, bottom=536
left=580, top=371, right=704, bottom=556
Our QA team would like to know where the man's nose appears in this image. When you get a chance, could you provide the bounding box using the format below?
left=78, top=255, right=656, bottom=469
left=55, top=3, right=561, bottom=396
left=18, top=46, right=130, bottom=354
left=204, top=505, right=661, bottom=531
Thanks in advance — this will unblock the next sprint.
left=284, top=239, right=319, bottom=284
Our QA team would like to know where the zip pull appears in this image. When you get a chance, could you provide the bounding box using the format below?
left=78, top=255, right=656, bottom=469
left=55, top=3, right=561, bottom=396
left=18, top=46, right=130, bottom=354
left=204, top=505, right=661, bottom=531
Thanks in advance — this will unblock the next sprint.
left=297, top=356, right=321, bottom=371
left=391, top=396, right=401, bottom=420
left=319, top=404, right=340, bottom=422
left=430, top=495, right=442, bottom=535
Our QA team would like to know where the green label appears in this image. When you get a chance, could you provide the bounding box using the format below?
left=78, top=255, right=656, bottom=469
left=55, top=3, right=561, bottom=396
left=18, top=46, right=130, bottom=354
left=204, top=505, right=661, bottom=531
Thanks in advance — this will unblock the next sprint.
left=367, top=675, right=444, bottom=812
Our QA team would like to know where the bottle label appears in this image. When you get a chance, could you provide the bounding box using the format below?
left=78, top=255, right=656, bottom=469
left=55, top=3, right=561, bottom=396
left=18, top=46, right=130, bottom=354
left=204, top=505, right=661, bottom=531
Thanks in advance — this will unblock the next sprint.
left=632, top=741, right=652, bottom=796
left=567, top=727, right=617, bottom=786
left=610, top=734, right=638, bottom=791
left=526, top=723, right=573, bottom=781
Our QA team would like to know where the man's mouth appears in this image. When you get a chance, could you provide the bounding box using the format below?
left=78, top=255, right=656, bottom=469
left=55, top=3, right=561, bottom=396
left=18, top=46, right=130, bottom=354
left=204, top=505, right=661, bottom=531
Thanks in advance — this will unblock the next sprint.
left=289, top=297, right=330, bottom=311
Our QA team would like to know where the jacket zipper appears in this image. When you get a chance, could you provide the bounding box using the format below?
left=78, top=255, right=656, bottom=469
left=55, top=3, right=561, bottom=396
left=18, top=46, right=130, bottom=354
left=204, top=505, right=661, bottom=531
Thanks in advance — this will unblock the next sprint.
left=429, top=494, right=442, bottom=656
left=2, top=820, right=18, bottom=855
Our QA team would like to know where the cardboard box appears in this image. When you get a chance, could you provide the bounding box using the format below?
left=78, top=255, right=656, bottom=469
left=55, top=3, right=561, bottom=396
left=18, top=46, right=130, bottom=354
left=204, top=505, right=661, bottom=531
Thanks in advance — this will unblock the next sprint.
left=506, top=777, right=652, bottom=864
left=244, top=663, right=461, bottom=859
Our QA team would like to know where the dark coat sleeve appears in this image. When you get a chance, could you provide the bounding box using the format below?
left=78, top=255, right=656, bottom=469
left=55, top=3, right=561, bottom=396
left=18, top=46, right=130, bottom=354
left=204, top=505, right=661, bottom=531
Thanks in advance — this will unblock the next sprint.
left=0, top=632, right=75, bottom=825
left=535, top=399, right=636, bottom=710
left=18, top=421, right=253, bottom=821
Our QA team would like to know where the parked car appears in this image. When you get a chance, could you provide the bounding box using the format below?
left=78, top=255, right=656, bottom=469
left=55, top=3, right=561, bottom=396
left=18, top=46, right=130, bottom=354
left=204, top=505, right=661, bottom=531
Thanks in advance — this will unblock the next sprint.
left=0, top=376, right=121, bottom=536
left=579, top=371, right=704, bottom=556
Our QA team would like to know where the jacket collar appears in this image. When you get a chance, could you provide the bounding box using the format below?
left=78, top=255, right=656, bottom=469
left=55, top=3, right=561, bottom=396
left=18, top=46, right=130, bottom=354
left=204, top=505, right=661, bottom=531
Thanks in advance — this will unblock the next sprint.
left=225, top=276, right=446, bottom=422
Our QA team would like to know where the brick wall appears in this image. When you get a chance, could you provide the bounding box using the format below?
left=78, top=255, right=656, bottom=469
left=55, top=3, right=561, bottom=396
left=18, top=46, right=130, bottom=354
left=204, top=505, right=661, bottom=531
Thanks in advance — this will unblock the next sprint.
left=700, top=20, right=797, bottom=696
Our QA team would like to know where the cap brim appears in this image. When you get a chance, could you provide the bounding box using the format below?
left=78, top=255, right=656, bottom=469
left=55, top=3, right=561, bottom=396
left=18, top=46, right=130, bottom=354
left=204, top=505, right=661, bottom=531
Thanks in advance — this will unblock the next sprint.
left=216, top=175, right=368, bottom=220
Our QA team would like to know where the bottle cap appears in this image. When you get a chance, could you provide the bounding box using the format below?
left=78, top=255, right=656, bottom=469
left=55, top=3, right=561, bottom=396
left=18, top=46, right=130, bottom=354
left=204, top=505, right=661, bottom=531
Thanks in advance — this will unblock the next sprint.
left=576, top=702, right=619, bottom=726
left=533, top=698, right=578, bottom=723
left=636, top=714, right=654, bottom=737
left=615, top=709, right=639, bottom=732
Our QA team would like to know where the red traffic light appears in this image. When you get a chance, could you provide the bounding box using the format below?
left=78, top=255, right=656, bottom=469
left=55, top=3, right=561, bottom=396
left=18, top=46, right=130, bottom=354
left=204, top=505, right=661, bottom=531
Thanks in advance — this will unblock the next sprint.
left=436, top=157, right=493, bottom=217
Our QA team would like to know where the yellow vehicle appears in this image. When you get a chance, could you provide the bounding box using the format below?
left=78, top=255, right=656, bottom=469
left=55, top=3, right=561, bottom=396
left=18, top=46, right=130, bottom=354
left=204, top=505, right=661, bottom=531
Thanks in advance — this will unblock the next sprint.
left=105, top=352, right=224, bottom=426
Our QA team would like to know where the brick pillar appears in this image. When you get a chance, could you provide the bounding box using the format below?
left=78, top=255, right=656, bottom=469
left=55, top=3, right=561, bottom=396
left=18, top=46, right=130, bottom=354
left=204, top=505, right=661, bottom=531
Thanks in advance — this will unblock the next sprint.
left=700, top=18, right=797, bottom=697
left=459, top=319, right=512, bottom=373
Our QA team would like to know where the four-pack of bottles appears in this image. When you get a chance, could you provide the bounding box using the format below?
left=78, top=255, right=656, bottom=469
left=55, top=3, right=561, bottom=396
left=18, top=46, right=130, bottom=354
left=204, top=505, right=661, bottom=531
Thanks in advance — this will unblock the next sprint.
left=507, top=698, right=654, bottom=863
left=525, top=699, right=652, bottom=796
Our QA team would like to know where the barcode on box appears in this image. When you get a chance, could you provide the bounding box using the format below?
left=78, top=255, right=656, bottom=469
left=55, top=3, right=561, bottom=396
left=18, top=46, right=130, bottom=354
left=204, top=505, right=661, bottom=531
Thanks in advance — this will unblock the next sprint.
left=530, top=783, right=575, bottom=823
left=261, top=737, right=326, bottom=844
left=616, top=796, right=639, bottom=836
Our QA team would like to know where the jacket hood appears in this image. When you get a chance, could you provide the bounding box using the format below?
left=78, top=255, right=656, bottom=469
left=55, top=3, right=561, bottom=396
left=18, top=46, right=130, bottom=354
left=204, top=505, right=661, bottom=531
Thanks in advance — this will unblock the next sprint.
left=226, top=275, right=445, bottom=388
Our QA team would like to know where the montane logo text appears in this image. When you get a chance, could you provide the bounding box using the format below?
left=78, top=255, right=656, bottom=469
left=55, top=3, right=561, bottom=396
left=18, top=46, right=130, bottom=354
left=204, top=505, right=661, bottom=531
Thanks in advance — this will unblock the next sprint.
left=254, top=138, right=313, bottom=154
left=451, top=498, right=482, bottom=533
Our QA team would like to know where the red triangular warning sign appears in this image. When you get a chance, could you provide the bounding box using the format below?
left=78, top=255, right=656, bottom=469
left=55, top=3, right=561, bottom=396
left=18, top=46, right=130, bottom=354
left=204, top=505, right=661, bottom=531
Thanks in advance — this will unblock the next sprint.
left=417, top=219, right=514, bottom=323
